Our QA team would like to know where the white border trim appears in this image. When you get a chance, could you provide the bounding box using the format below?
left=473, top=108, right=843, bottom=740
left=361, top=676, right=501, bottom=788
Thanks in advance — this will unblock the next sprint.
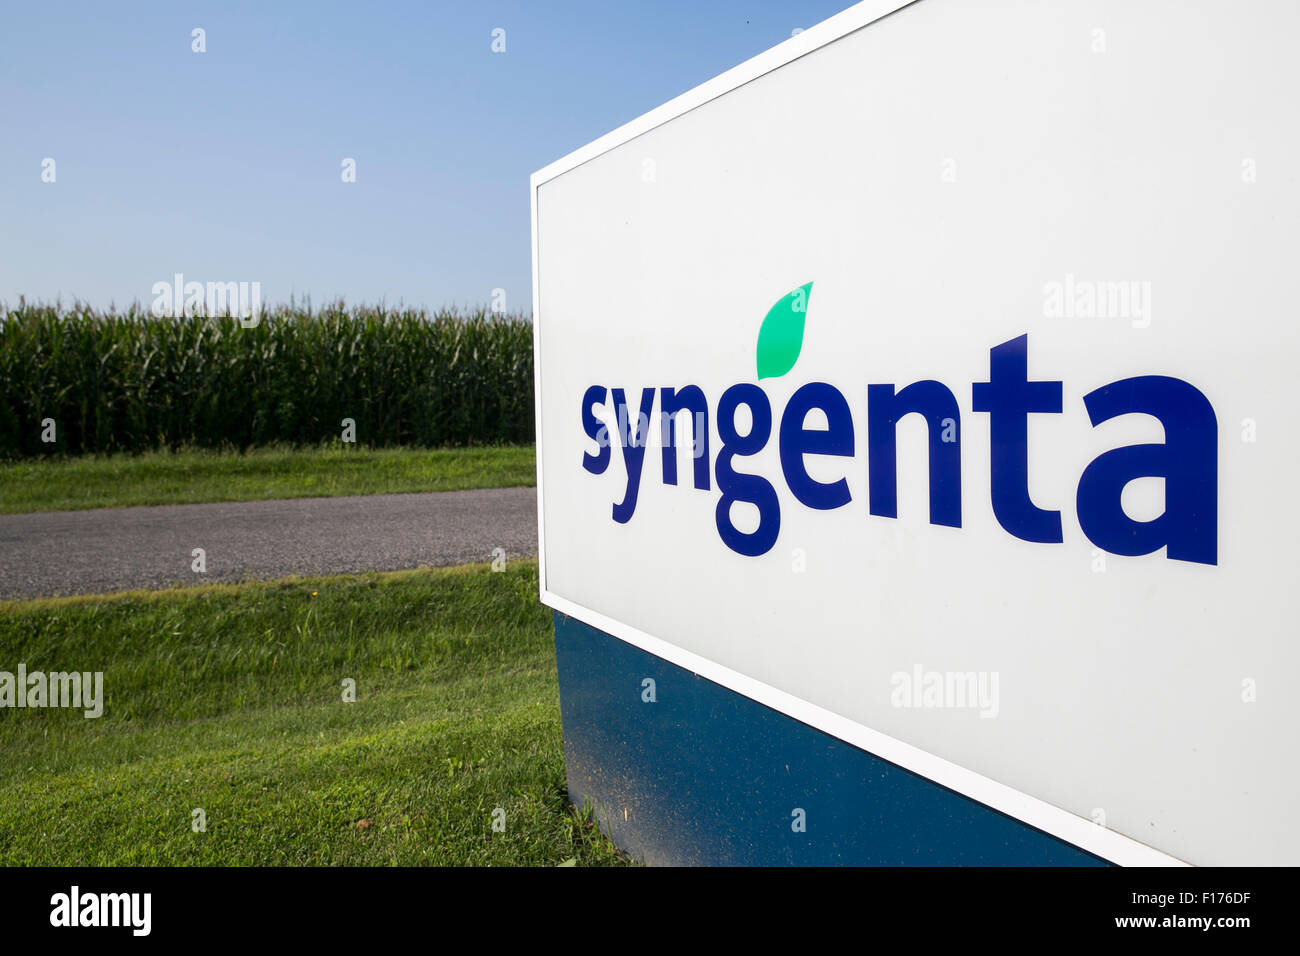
left=530, top=143, right=548, bottom=600
left=530, top=0, right=1188, bottom=868
left=531, top=0, right=922, bottom=191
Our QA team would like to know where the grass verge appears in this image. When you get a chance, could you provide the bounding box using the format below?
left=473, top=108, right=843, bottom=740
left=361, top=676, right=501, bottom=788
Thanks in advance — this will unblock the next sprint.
left=0, top=560, right=625, bottom=866
left=0, top=444, right=536, bottom=514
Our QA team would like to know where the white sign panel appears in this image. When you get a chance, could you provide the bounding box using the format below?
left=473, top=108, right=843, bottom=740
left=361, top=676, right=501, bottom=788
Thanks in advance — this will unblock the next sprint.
left=531, top=0, right=1299, bottom=866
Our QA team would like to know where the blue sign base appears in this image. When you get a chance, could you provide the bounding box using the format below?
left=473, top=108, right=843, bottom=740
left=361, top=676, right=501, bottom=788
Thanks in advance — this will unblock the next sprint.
left=553, top=611, right=1108, bottom=866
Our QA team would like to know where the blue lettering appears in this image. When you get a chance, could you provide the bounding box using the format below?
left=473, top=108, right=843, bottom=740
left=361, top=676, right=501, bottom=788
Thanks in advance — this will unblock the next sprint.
left=580, top=385, right=609, bottom=475
left=610, top=387, right=656, bottom=524
left=779, top=382, right=854, bottom=509
left=972, top=335, right=1063, bottom=544
left=1077, top=376, right=1218, bottom=565
left=660, top=385, right=710, bottom=490
left=715, top=384, right=780, bottom=556
left=867, top=380, right=961, bottom=527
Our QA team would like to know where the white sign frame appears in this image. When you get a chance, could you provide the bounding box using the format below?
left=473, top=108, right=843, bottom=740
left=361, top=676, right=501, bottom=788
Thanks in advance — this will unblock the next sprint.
left=527, top=0, right=1243, bottom=868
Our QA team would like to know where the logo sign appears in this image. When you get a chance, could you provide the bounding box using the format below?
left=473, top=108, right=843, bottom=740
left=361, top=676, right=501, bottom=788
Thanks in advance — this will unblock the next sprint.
left=531, top=0, right=1300, bottom=865
left=578, top=283, right=1217, bottom=565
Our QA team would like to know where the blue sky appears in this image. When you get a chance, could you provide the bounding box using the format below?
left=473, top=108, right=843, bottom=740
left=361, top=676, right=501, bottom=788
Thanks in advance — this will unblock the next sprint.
left=1, top=0, right=857, bottom=315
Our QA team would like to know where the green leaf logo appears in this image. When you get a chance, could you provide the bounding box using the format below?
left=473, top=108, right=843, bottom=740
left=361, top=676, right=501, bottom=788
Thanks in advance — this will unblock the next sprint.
left=756, top=281, right=813, bottom=380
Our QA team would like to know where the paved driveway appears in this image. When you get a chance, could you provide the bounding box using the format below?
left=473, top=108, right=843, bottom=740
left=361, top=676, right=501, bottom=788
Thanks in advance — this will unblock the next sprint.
left=0, top=488, right=538, bottom=600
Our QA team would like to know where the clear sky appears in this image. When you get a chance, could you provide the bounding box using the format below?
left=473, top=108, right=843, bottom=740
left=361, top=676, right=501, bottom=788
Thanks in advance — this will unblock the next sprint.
left=1, top=0, right=857, bottom=315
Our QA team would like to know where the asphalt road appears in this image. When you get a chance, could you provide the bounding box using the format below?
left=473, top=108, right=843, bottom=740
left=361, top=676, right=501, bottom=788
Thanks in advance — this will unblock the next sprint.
left=0, top=488, right=538, bottom=601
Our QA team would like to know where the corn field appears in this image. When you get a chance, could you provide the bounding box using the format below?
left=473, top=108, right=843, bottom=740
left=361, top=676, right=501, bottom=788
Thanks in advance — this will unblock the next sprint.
left=0, top=301, right=534, bottom=457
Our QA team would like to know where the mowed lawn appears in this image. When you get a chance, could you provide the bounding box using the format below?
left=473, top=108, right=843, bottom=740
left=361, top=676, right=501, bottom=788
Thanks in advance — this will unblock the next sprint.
left=0, top=444, right=535, bottom=514
left=0, top=561, right=624, bottom=866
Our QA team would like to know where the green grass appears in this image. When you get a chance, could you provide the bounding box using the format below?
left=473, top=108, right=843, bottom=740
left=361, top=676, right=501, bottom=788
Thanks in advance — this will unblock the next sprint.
left=0, top=444, right=536, bottom=514
left=0, top=561, right=626, bottom=866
